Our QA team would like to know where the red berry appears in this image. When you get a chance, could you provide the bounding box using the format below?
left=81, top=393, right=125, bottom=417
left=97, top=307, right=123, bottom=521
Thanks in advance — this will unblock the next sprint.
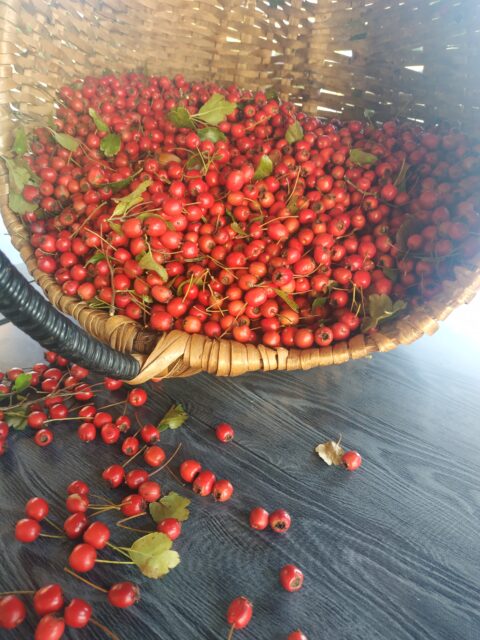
left=120, top=494, right=146, bottom=517
left=27, top=411, right=47, bottom=429
left=0, top=595, right=27, bottom=629
left=269, top=509, right=291, bottom=533
left=35, top=428, right=53, bottom=447
left=63, top=513, right=88, bottom=540
left=127, top=388, right=148, bottom=407
left=179, top=459, right=202, bottom=483
left=34, top=614, right=65, bottom=640
left=70, top=364, right=89, bottom=379
left=69, top=543, right=97, bottom=572
left=78, top=422, right=96, bottom=442
left=192, top=470, right=216, bottom=496
left=122, top=436, right=140, bottom=457
left=249, top=507, right=269, bottom=530
left=138, top=481, right=162, bottom=502
left=288, top=631, right=308, bottom=640
left=100, top=423, right=121, bottom=445
left=104, top=377, right=123, bottom=391
left=66, top=493, right=89, bottom=513
left=144, top=445, right=166, bottom=467
left=342, top=450, right=362, bottom=471
left=83, top=521, right=110, bottom=549
left=156, top=518, right=181, bottom=540
left=107, top=582, right=140, bottom=608
left=125, top=468, right=149, bottom=489
left=67, top=480, right=89, bottom=496
left=140, top=423, right=160, bottom=444
left=226, top=596, right=253, bottom=630
left=15, top=518, right=41, bottom=543
left=33, top=584, right=64, bottom=616
left=25, top=497, right=49, bottom=521
left=215, top=422, right=235, bottom=442
left=279, top=564, right=304, bottom=592
left=102, top=464, right=125, bottom=488
left=64, top=599, right=92, bottom=628
left=213, top=479, right=234, bottom=502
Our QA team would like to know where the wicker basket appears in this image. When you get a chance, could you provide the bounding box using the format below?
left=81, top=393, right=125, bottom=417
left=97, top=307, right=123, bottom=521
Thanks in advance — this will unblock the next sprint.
left=1, top=0, right=479, bottom=383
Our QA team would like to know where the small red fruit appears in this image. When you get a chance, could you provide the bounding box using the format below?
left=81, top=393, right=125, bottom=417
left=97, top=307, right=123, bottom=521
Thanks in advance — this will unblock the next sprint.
left=249, top=507, right=269, bottom=530
left=127, top=388, right=148, bottom=407
left=156, top=518, right=182, bottom=540
left=83, top=521, right=110, bottom=549
left=107, top=582, right=140, bottom=608
left=192, top=470, right=216, bottom=496
left=120, top=494, right=146, bottom=517
left=144, top=445, right=166, bottom=467
left=34, top=614, right=65, bottom=640
left=67, top=480, right=89, bottom=496
left=279, top=565, right=304, bottom=592
left=64, top=599, right=92, bottom=628
left=102, top=464, right=125, bottom=488
left=0, top=595, right=27, bottom=629
left=227, top=596, right=253, bottom=630
left=179, top=459, right=202, bottom=483
left=33, top=584, right=64, bottom=616
left=216, top=422, right=235, bottom=442
left=288, top=631, right=308, bottom=640
left=34, top=428, right=53, bottom=447
left=63, top=513, right=88, bottom=540
left=342, top=450, right=362, bottom=471
left=138, top=481, right=161, bottom=503
left=269, top=509, right=291, bottom=533
left=69, top=543, right=97, bottom=572
left=15, top=518, right=41, bottom=543
left=66, top=493, right=89, bottom=513
left=213, top=479, right=234, bottom=502
left=25, top=497, right=49, bottom=521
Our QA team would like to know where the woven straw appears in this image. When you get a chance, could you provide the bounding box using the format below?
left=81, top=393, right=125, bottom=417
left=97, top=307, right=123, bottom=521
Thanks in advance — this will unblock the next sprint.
left=1, top=0, right=479, bottom=381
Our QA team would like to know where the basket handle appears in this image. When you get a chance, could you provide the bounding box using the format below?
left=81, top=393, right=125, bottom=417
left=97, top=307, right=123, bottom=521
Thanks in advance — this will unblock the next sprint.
left=0, top=249, right=140, bottom=379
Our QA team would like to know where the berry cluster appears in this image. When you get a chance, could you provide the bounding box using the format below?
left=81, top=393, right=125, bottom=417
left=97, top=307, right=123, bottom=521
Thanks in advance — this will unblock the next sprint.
left=7, top=72, right=478, bottom=353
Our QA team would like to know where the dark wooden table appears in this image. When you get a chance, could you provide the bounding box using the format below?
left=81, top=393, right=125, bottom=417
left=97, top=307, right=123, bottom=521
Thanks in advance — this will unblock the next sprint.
left=1, top=299, right=479, bottom=640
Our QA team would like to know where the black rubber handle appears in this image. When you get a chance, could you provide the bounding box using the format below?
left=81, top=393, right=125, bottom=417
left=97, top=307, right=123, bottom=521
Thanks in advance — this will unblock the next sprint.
left=0, top=249, right=140, bottom=379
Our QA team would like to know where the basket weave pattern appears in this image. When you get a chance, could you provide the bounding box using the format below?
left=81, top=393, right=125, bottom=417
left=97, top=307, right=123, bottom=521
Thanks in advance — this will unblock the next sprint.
left=1, top=0, right=480, bottom=380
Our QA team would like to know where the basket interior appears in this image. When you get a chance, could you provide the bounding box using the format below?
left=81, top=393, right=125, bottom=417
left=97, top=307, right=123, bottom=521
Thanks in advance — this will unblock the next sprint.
left=0, top=0, right=479, bottom=138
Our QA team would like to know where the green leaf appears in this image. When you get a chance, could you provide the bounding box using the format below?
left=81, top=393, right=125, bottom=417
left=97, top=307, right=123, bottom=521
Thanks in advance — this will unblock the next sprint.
left=167, top=106, right=195, bottom=129
left=362, top=294, right=407, bottom=331
left=363, top=109, right=375, bottom=122
left=88, top=107, right=110, bottom=133
left=158, top=404, right=188, bottom=432
left=4, top=158, right=32, bottom=193
left=349, top=149, right=378, bottom=167
left=85, top=251, right=106, bottom=266
left=382, top=267, right=398, bottom=283
left=196, top=93, right=237, bottom=126
left=265, top=87, right=279, bottom=100
left=149, top=492, right=191, bottom=523
left=12, top=373, right=32, bottom=393
left=100, top=133, right=121, bottom=157
left=51, top=130, right=81, bottom=152
left=9, top=192, right=34, bottom=215
left=286, top=196, right=299, bottom=215
left=285, top=121, right=304, bottom=144
left=197, top=126, right=226, bottom=143
left=12, top=127, right=28, bottom=155
left=274, top=288, right=299, bottom=312
left=253, top=155, right=273, bottom=180
left=230, top=221, right=248, bottom=237
left=5, top=408, right=28, bottom=431
left=128, top=532, right=180, bottom=579
left=108, top=221, right=123, bottom=234
left=111, top=180, right=152, bottom=218
left=312, top=297, right=328, bottom=310
left=137, top=251, right=168, bottom=282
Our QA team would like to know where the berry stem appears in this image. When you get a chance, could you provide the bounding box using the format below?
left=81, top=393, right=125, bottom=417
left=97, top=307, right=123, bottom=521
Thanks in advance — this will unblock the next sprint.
left=63, top=567, right=108, bottom=593
left=97, top=400, right=128, bottom=411
left=95, top=559, right=134, bottom=565
left=106, top=542, right=132, bottom=559
left=90, top=493, right=116, bottom=506
left=116, top=521, right=152, bottom=534
left=227, top=623, right=236, bottom=640
left=39, top=533, right=64, bottom=539
left=90, top=618, right=121, bottom=640
left=148, top=442, right=182, bottom=478
left=0, top=590, right=34, bottom=596
left=45, top=518, right=63, bottom=533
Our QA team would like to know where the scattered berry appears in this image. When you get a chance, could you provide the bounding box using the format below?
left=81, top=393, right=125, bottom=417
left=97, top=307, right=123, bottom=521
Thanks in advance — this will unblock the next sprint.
left=216, top=423, right=234, bottom=442
left=279, top=565, right=304, bottom=592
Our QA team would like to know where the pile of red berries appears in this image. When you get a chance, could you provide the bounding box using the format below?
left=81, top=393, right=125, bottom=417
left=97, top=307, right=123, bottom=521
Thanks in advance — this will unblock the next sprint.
left=7, top=72, right=478, bottom=352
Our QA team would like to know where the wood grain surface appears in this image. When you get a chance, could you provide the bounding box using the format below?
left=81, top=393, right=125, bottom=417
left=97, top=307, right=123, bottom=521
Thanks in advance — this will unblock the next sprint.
left=0, top=302, right=479, bottom=640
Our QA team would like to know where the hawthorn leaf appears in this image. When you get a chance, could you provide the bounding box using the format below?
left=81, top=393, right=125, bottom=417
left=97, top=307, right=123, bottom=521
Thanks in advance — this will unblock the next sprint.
left=4, top=158, right=31, bottom=193
left=362, top=294, right=407, bottom=331
left=12, top=373, right=32, bottom=393
left=12, top=127, right=28, bottom=155
left=315, top=440, right=345, bottom=466
left=4, top=408, right=28, bottom=431
left=85, top=252, right=106, bottom=266
left=230, top=221, right=248, bottom=237
left=285, top=121, right=304, bottom=144
left=111, top=180, right=152, bottom=218
left=167, top=106, right=195, bottom=129
left=275, top=289, right=299, bottom=312
left=253, top=155, right=273, bottom=180
left=128, top=532, right=180, bottom=579
left=100, top=133, right=121, bottom=157
left=197, top=127, right=226, bottom=143
left=349, top=149, right=378, bottom=166
left=149, top=492, right=191, bottom=523
left=196, top=93, right=237, bottom=126
left=9, top=192, right=34, bottom=215
left=88, top=107, right=110, bottom=133
left=157, top=404, right=188, bottom=432
left=312, top=296, right=328, bottom=310
left=51, top=131, right=81, bottom=151
left=137, top=251, right=168, bottom=282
